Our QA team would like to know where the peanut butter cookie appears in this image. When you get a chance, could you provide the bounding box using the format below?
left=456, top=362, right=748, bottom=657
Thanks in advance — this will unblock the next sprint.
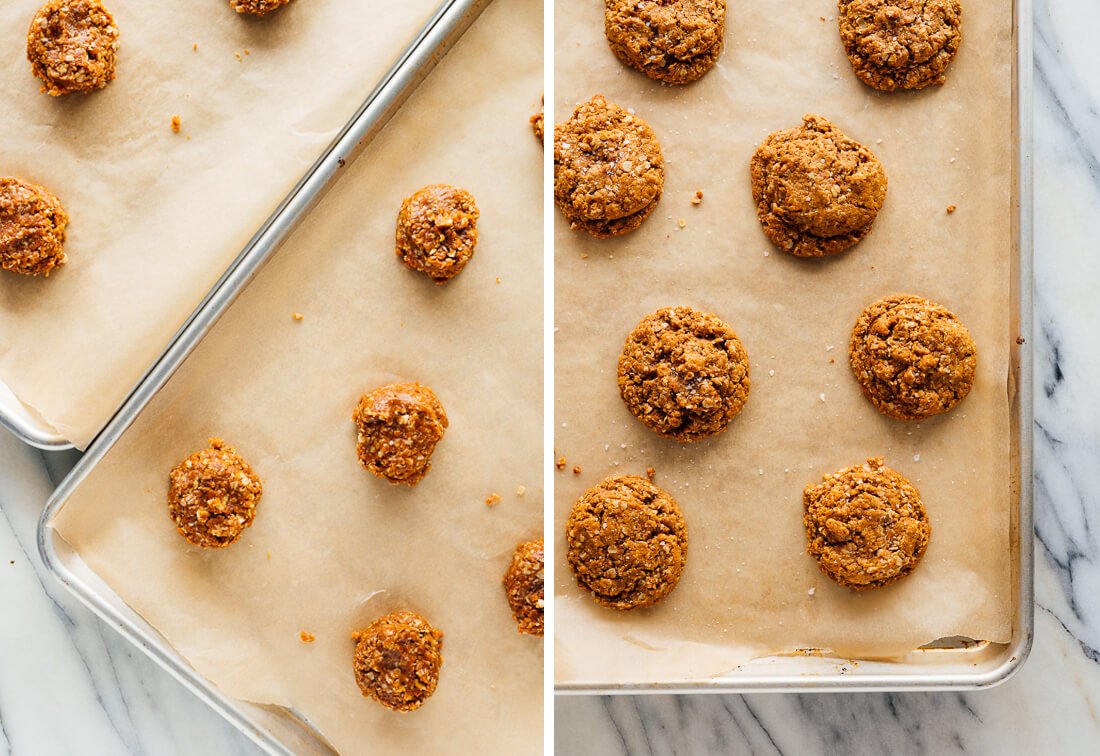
left=618, top=306, right=750, bottom=442
left=750, top=115, right=887, bottom=257
left=849, top=294, right=977, bottom=421
left=167, top=438, right=263, bottom=549
left=396, top=185, right=479, bottom=284
left=503, top=538, right=544, bottom=636
left=0, top=178, right=69, bottom=277
left=605, top=0, right=726, bottom=85
left=566, top=475, right=687, bottom=610
left=804, top=457, right=930, bottom=590
left=353, top=383, right=448, bottom=486
left=839, top=0, right=962, bottom=92
left=353, top=611, right=443, bottom=712
left=27, top=0, right=118, bottom=96
left=554, top=95, right=664, bottom=238
left=229, top=0, right=292, bottom=16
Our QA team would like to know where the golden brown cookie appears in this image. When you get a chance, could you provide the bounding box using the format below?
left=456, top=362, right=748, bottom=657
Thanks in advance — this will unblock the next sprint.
left=605, top=0, right=726, bottom=85
left=803, top=457, right=930, bottom=590
left=26, top=0, right=118, bottom=96
left=531, top=97, right=545, bottom=144
left=503, top=538, right=544, bottom=636
left=751, top=115, right=887, bottom=257
left=395, top=185, right=479, bottom=284
left=839, top=0, right=962, bottom=92
left=566, top=475, right=687, bottom=610
left=167, top=438, right=263, bottom=549
left=0, top=177, right=69, bottom=277
left=618, top=306, right=750, bottom=442
left=229, top=0, right=292, bottom=16
left=353, top=383, right=448, bottom=486
left=554, top=95, right=664, bottom=239
left=353, top=611, right=443, bottom=712
left=849, top=294, right=977, bottom=421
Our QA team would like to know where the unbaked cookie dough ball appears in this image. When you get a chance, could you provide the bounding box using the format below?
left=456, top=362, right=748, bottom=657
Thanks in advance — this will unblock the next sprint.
left=605, top=0, right=726, bottom=85
left=566, top=475, right=688, bottom=610
left=353, top=611, right=443, bottom=712
left=839, top=0, right=963, bottom=92
left=0, top=177, right=69, bottom=277
left=503, top=538, right=544, bottom=636
left=229, top=0, right=292, bottom=16
left=395, top=185, right=480, bottom=284
left=167, top=438, right=263, bottom=549
left=849, top=294, right=977, bottom=421
left=554, top=95, right=664, bottom=238
left=750, top=115, right=887, bottom=257
left=803, top=457, right=931, bottom=590
left=353, top=383, right=448, bottom=486
left=618, top=306, right=750, bottom=443
left=26, top=0, right=118, bottom=96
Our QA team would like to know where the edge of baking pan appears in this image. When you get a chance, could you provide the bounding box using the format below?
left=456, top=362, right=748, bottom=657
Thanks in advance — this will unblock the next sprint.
left=556, top=0, right=1035, bottom=695
left=35, top=0, right=493, bottom=752
left=0, top=380, right=71, bottom=449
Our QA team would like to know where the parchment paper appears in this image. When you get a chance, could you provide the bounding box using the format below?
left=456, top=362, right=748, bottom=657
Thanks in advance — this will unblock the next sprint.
left=52, top=1, right=544, bottom=752
left=554, top=0, right=1014, bottom=685
left=0, top=0, right=449, bottom=448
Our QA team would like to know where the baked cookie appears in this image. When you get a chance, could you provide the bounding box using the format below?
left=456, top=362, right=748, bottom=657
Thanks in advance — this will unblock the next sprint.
left=0, top=177, right=69, bottom=277
left=566, top=475, right=687, bottom=610
left=27, top=0, right=118, bottom=96
left=751, top=115, right=887, bottom=257
left=396, top=185, right=479, bottom=284
left=605, top=0, right=726, bottom=85
left=803, top=457, right=930, bottom=589
left=554, top=95, right=664, bottom=238
left=503, top=538, right=544, bottom=636
left=849, top=294, right=977, bottom=421
left=618, top=306, right=750, bottom=442
left=353, top=611, right=443, bottom=712
left=229, top=0, right=292, bottom=16
left=353, top=383, right=448, bottom=486
left=839, top=0, right=962, bottom=92
left=167, top=438, right=263, bottom=549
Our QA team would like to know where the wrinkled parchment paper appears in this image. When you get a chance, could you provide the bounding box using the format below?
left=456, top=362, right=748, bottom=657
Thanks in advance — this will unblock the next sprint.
left=0, top=0, right=449, bottom=448
left=52, top=1, right=544, bottom=752
left=554, top=0, right=1015, bottom=685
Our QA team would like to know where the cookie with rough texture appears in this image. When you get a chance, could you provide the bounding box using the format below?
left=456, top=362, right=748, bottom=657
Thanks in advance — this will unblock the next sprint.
left=605, top=0, right=727, bottom=85
left=850, top=294, right=977, bottom=421
left=353, top=383, right=448, bottom=486
left=503, top=538, right=544, bottom=636
left=804, top=457, right=930, bottom=589
left=0, top=177, right=69, bottom=277
left=566, top=475, right=687, bottom=610
left=396, top=185, right=479, bottom=283
left=531, top=97, right=545, bottom=144
left=751, top=115, right=887, bottom=257
left=554, top=95, right=664, bottom=238
left=27, top=0, right=119, bottom=96
left=229, top=0, right=292, bottom=16
left=353, top=611, right=443, bottom=712
left=839, top=0, right=962, bottom=92
left=618, top=306, right=750, bottom=442
left=167, top=438, right=263, bottom=549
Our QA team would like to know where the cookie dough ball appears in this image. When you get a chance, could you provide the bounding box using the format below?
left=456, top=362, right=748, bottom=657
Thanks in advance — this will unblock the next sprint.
left=167, top=438, right=263, bottom=549
left=554, top=95, right=664, bottom=238
left=395, top=185, right=479, bottom=284
left=605, top=0, right=726, bottom=85
left=850, top=294, right=977, bottom=421
left=750, top=115, right=887, bottom=257
left=618, top=306, right=750, bottom=443
left=839, top=0, right=962, bottom=92
left=229, top=0, right=292, bottom=16
left=353, top=611, right=443, bottom=712
left=566, top=475, right=688, bottom=610
left=503, top=538, right=544, bottom=636
left=26, top=0, right=118, bottom=96
left=804, top=457, right=931, bottom=589
left=0, top=178, right=69, bottom=277
left=353, top=383, right=448, bottom=486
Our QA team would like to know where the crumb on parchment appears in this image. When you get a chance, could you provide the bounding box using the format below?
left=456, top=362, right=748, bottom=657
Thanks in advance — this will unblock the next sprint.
left=485, top=492, right=502, bottom=507
left=946, top=204, right=957, bottom=214
left=292, top=312, right=304, bottom=321
left=691, top=191, right=703, bottom=205
left=572, top=466, right=582, bottom=475
left=171, top=115, right=181, bottom=134
left=556, top=456, right=567, bottom=470
left=646, top=467, right=656, bottom=481
left=300, top=631, right=315, bottom=643
left=516, top=485, right=527, bottom=496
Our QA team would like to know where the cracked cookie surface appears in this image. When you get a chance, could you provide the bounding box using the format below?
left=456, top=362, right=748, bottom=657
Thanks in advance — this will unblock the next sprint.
left=396, top=184, right=479, bottom=284
left=503, top=538, right=545, bottom=636
left=26, top=0, right=118, bottom=96
left=353, top=383, right=448, bottom=486
left=605, top=0, right=726, bottom=85
left=167, top=438, right=263, bottom=549
left=0, top=177, right=69, bottom=277
left=353, top=611, right=443, bottom=712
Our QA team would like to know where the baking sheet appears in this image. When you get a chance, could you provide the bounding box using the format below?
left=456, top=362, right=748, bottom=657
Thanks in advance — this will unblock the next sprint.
left=49, top=0, right=544, bottom=752
left=554, top=0, right=1014, bottom=685
left=0, top=0, right=450, bottom=448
